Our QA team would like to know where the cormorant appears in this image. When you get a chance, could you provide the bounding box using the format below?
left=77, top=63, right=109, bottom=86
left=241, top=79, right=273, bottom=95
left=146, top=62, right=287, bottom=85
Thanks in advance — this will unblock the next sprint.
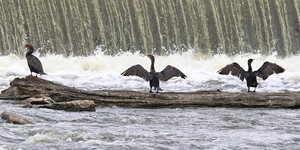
left=217, top=59, right=285, bottom=92
left=121, top=54, right=187, bottom=93
left=24, top=44, right=46, bottom=76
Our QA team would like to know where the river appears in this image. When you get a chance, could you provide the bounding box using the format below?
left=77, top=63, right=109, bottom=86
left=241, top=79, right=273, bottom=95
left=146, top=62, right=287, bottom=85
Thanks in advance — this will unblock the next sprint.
left=0, top=51, right=300, bottom=149
left=0, top=0, right=300, bottom=149
left=1, top=100, right=300, bottom=149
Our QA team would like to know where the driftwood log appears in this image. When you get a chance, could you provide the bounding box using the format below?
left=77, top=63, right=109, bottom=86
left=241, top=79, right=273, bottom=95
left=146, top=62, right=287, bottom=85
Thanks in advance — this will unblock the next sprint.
left=1, top=76, right=300, bottom=108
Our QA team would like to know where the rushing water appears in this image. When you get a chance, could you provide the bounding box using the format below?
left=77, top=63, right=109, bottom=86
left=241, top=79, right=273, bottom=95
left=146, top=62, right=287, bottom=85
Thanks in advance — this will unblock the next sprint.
left=1, top=100, right=300, bottom=149
left=0, top=1, right=299, bottom=149
left=0, top=51, right=300, bottom=149
left=0, top=50, right=299, bottom=93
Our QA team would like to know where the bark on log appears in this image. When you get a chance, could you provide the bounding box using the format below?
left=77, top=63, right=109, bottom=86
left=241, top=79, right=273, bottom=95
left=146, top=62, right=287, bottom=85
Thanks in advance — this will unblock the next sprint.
left=1, top=76, right=300, bottom=108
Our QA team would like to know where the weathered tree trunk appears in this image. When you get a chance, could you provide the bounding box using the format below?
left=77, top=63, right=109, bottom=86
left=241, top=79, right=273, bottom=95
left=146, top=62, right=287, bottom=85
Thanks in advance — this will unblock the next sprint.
left=1, top=76, right=300, bottom=108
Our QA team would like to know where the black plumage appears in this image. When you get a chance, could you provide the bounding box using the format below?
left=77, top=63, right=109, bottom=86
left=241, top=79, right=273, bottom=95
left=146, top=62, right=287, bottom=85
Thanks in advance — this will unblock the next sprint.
left=217, top=59, right=285, bottom=92
left=121, top=55, right=187, bottom=93
left=24, top=44, right=46, bottom=76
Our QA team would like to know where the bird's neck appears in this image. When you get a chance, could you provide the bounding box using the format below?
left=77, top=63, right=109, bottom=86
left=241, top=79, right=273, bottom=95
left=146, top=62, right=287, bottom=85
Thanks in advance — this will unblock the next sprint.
left=248, top=62, right=252, bottom=72
left=26, top=48, right=34, bottom=57
left=150, top=59, right=156, bottom=73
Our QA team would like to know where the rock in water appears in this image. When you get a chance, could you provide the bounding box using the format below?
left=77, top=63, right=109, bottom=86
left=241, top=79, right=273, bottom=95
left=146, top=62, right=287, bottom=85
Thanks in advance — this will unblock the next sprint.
left=40, top=100, right=96, bottom=111
left=1, top=111, right=32, bottom=124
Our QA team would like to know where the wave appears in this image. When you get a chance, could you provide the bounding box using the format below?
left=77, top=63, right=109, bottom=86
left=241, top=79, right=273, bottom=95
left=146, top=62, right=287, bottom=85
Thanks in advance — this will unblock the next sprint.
left=0, top=51, right=299, bottom=92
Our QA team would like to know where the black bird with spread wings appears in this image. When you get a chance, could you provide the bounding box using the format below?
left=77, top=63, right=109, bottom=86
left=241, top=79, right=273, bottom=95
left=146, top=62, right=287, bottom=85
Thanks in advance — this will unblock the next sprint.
left=121, top=55, right=187, bottom=93
left=217, top=59, right=285, bottom=92
left=24, top=44, right=46, bottom=76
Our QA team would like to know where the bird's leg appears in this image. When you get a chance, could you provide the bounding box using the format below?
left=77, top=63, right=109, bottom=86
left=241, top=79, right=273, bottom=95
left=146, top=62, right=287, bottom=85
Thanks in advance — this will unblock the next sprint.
left=247, top=87, right=250, bottom=92
left=153, top=87, right=158, bottom=93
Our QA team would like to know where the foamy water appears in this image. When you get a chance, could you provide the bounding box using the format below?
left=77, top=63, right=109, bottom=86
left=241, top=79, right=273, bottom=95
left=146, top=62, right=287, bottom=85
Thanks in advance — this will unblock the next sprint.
left=1, top=100, right=300, bottom=150
left=0, top=51, right=299, bottom=93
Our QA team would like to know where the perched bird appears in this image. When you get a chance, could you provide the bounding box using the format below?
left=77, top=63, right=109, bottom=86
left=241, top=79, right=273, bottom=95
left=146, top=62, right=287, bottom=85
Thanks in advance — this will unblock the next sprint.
left=121, top=54, right=187, bottom=93
left=217, top=59, right=285, bottom=92
left=24, top=44, right=46, bottom=76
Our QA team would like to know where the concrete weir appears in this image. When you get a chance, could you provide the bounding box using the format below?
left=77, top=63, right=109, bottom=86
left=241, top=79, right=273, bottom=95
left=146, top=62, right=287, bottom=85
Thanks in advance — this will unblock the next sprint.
left=0, top=0, right=299, bottom=56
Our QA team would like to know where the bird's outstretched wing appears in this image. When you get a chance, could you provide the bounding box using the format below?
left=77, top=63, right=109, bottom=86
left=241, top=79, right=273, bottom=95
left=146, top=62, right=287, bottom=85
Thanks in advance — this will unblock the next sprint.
left=217, top=62, right=246, bottom=81
left=157, top=65, right=187, bottom=81
left=121, top=64, right=152, bottom=81
left=253, top=61, right=285, bottom=80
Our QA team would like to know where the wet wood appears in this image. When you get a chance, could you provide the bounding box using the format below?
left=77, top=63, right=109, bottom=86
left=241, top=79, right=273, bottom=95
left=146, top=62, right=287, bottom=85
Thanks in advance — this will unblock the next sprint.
left=1, top=76, right=300, bottom=108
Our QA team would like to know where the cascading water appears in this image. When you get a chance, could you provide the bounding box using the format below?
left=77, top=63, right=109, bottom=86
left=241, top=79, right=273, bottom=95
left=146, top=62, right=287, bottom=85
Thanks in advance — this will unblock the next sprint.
left=1, top=1, right=300, bottom=149
left=0, top=0, right=299, bottom=56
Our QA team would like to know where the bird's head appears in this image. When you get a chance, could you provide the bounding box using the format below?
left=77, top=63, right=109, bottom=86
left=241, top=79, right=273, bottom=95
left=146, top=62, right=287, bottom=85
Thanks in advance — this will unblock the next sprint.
left=23, top=44, right=33, bottom=50
left=248, top=58, right=254, bottom=64
left=147, top=54, right=155, bottom=62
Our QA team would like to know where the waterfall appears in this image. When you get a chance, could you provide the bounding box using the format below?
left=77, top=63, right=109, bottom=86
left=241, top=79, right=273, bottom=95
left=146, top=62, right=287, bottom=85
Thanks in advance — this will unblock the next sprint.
left=0, top=0, right=299, bottom=56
